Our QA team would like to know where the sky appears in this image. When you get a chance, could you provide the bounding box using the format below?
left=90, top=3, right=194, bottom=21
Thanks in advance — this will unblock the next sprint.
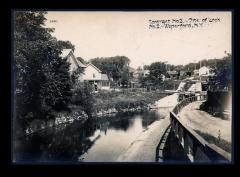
left=45, top=11, right=231, bottom=69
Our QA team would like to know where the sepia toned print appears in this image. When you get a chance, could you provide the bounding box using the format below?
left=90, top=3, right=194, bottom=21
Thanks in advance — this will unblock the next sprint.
left=13, top=11, right=232, bottom=163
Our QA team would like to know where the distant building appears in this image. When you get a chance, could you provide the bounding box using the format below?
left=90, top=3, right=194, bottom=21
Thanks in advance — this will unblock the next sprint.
left=193, top=69, right=199, bottom=76
left=199, top=66, right=210, bottom=76
left=60, top=49, right=110, bottom=91
left=160, top=74, right=166, bottom=81
left=179, top=70, right=186, bottom=77
left=133, top=69, right=150, bottom=78
left=199, top=66, right=216, bottom=83
left=188, top=81, right=202, bottom=92
left=166, top=70, right=178, bottom=78
left=142, top=70, right=150, bottom=77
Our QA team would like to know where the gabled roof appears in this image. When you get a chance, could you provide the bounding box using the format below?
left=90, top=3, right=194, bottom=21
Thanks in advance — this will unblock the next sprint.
left=167, top=70, right=178, bottom=75
left=86, top=62, right=102, bottom=73
left=134, top=69, right=149, bottom=74
left=199, top=66, right=210, bottom=71
left=75, top=58, right=87, bottom=67
left=199, top=66, right=209, bottom=69
left=60, top=49, right=72, bottom=58
left=60, top=49, right=86, bottom=68
left=101, top=74, right=109, bottom=81
left=76, top=57, right=87, bottom=65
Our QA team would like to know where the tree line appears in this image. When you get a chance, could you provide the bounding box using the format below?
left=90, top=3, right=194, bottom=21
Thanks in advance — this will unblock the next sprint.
left=90, top=56, right=131, bottom=87
left=138, top=55, right=232, bottom=89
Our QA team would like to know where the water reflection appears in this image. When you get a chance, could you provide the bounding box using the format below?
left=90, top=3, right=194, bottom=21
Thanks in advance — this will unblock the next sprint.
left=14, top=109, right=168, bottom=163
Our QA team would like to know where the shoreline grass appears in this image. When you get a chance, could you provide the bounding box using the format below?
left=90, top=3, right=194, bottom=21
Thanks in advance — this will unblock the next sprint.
left=194, top=129, right=231, bottom=153
left=93, top=90, right=168, bottom=112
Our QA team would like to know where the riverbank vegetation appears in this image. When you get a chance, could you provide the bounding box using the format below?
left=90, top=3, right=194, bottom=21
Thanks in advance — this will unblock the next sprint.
left=92, top=90, right=168, bottom=114
left=194, top=130, right=231, bottom=153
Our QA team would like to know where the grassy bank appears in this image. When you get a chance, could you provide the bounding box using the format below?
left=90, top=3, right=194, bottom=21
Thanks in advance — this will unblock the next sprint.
left=194, top=130, right=231, bottom=153
left=92, top=90, right=168, bottom=113
left=19, top=90, right=169, bottom=136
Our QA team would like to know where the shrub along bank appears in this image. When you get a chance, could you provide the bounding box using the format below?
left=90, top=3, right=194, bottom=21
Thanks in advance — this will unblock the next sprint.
left=91, top=90, right=168, bottom=117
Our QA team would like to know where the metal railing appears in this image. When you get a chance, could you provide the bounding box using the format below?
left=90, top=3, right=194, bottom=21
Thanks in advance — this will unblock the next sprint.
left=170, top=92, right=231, bottom=163
left=173, top=92, right=207, bottom=114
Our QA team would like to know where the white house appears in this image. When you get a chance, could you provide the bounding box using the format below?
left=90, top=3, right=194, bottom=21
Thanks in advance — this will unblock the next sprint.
left=167, top=70, right=178, bottom=78
left=193, top=69, right=199, bottom=76
left=80, top=63, right=110, bottom=91
left=60, top=49, right=110, bottom=91
left=133, top=69, right=150, bottom=78
left=60, top=49, right=86, bottom=73
left=160, top=74, right=166, bottom=81
left=199, top=66, right=210, bottom=76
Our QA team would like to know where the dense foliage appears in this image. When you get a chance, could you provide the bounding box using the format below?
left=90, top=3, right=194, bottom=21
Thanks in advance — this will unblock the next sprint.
left=90, top=56, right=130, bottom=86
left=14, top=11, right=73, bottom=129
left=71, top=81, right=94, bottom=118
left=148, top=62, right=167, bottom=81
left=209, top=54, right=232, bottom=90
left=139, top=62, right=167, bottom=87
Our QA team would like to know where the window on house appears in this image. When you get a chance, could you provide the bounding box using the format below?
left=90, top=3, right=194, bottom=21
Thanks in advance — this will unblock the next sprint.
left=93, top=73, right=95, bottom=78
left=102, top=81, right=109, bottom=87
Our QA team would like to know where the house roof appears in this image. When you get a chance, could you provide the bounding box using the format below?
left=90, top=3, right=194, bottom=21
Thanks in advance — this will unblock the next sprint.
left=167, top=70, right=178, bottom=75
left=76, top=57, right=87, bottom=65
left=76, top=58, right=87, bottom=67
left=86, top=63, right=102, bottom=73
left=101, top=74, right=109, bottom=81
left=134, top=69, right=149, bottom=74
left=199, top=66, right=209, bottom=70
left=60, top=49, right=87, bottom=68
left=60, top=49, right=72, bottom=58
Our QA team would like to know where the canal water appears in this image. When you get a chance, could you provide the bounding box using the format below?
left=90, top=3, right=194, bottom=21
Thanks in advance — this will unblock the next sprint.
left=14, top=108, right=169, bottom=163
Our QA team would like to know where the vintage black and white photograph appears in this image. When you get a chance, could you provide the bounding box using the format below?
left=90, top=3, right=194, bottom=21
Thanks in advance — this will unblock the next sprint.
left=12, top=11, right=232, bottom=163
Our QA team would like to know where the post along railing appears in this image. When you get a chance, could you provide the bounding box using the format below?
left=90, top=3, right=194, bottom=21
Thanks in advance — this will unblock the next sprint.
left=170, top=92, right=231, bottom=163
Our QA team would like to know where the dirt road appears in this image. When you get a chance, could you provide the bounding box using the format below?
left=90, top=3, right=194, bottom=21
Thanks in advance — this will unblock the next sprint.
left=178, top=101, right=231, bottom=142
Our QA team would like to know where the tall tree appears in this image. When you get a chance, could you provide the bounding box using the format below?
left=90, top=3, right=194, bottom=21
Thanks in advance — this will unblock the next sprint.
left=90, top=56, right=130, bottom=86
left=148, top=62, right=167, bottom=82
left=14, top=11, right=72, bottom=129
left=211, top=54, right=232, bottom=89
left=57, top=40, right=75, bottom=51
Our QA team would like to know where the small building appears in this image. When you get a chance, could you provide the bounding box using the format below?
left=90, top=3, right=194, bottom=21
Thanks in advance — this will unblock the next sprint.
left=142, top=70, right=150, bottom=77
left=60, top=49, right=110, bottom=91
left=133, top=69, right=150, bottom=78
left=179, top=70, right=187, bottom=77
left=193, top=69, right=199, bottom=76
left=198, top=66, right=215, bottom=83
left=166, top=70, right=178, bottom=78
left=199, top=66, right=210, bottom=76
left=160, top=74, right=166, bottom=81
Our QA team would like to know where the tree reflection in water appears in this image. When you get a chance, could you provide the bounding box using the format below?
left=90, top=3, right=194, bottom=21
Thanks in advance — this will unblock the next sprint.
left=14, top=110, right=163, bottom=162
